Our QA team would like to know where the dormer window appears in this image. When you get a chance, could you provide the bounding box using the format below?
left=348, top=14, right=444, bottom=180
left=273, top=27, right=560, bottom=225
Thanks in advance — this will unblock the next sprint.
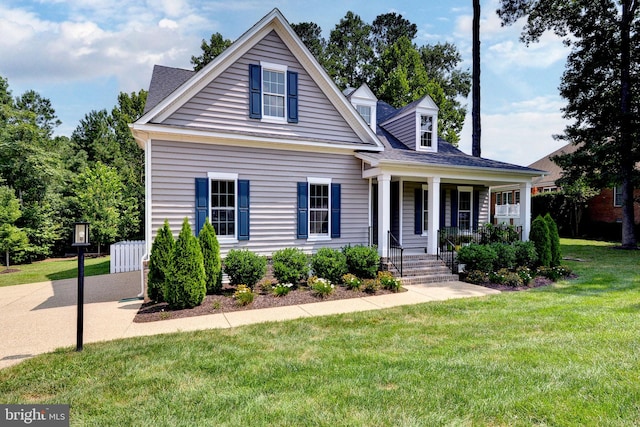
left=420, top=115, right=433, bottom=148
left=263, top=68, right=286, bottom=119
left=356, top=105, right=372, bottom=125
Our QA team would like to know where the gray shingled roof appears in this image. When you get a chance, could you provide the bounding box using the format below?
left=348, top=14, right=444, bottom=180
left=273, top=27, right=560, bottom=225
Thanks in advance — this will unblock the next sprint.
left=143, top=65, right=195, bottom=114
left=359, top=101, right=545, bottom=175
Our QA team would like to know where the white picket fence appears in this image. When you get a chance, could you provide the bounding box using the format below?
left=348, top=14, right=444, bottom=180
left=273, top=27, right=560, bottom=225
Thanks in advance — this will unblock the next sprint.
left=110, top=240, right=146, bottom=273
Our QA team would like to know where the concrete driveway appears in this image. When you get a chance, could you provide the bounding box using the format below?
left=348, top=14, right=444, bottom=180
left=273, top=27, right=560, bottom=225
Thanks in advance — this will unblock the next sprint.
left=0, top=271, right=142, bottom=369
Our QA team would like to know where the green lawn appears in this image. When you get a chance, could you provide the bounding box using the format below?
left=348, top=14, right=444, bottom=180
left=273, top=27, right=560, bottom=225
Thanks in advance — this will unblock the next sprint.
left=1, top=240, right=639, bottom=426
left=0, top=256, right=110, bottom=287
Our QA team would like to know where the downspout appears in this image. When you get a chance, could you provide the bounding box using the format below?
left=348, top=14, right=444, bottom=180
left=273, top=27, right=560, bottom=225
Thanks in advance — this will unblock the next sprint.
left=138, top=136, right=152, bottom=299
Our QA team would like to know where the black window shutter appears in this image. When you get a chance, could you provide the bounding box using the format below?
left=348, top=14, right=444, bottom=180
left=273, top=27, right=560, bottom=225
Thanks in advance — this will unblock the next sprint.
left=195, top=178, right=209, bottom=236
left=414, top=188, right=422, bottom=234
left=249, top=64, right=262, bottom=119
left=238, top=180, right=250, bottom=241
left=331, top=183, right=341, bottom=238
left=297, top=182, right=308, bottom=239
left=287, top=71, right=298, bottom=123
left=451, top=189, right=458, bottom=227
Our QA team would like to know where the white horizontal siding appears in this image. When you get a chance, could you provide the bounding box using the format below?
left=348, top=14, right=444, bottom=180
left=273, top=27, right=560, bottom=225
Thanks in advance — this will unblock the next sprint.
left=163, top=31, right=365, bottom=146
left=150, top=140, right=370, bottom=256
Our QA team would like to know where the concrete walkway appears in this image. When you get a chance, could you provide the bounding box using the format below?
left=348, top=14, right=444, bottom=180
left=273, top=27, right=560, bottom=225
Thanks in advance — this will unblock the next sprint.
left=0, top=272, right=499, bottom=369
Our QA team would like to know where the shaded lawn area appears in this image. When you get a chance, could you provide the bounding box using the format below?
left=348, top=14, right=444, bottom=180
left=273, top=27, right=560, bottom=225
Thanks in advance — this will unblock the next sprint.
left=1, top=240, right=639, bottom=426
left=0, top=256, right=110, bottom=287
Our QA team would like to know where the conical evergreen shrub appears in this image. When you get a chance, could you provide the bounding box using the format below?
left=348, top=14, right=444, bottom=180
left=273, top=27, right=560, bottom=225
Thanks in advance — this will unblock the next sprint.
left=544, top=213, right=562, bottom=267
left=147, top=219, right=174, bottom=302
left=530, top=215, right=551, bottom=267
left=198, top=220, right=222, bottom=294
left=166, top=217, right=206, bottom=309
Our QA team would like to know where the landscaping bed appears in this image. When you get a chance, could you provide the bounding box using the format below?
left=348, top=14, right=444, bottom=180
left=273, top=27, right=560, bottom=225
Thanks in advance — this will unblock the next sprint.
left=135, top=283, right=402, bottom=322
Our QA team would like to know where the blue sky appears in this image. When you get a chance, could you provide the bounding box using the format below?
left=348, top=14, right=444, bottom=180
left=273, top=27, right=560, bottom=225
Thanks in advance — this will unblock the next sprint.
left=0, top=0, right=571, bottom=166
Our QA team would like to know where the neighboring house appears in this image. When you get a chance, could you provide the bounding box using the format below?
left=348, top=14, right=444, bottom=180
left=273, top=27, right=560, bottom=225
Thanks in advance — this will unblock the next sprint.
left=492, top=143, right=640, bottom=235
left=130, top=8, right=543, bottom=264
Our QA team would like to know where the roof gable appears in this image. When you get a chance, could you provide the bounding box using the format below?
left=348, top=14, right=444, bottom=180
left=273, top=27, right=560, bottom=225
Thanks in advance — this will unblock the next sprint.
left=135, top=8, right=382, bottom=150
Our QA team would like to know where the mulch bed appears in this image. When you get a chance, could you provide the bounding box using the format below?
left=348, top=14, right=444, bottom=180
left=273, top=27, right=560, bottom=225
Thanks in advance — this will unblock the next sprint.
left=134, top=284, right=401, bottom=323
left=478, top=276, right=554, bottom=292
left=0, top=268, right=20, bottom=274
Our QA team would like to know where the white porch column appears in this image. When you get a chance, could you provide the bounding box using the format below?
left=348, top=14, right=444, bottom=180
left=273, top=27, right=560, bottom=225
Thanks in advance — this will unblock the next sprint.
left=378, top=174, right=391, bottom=258
left=520, top=181, right=532, bottom=241
left=427, top=177, right=440, bottom=255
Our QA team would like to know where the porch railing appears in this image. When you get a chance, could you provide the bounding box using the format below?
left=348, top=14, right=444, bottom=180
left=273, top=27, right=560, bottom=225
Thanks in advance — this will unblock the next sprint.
left=387, top=230, right=404, bottom=277
left=437, top=224, right=523, bottom=273
left=495, top=203, right=521, bottom=217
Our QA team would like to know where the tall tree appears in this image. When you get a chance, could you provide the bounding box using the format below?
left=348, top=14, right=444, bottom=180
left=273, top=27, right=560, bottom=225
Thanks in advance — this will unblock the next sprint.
left=291, top=22, right=327, bottom=62
left=15, top=90, right=61, bottom=138
left=370, top=12, right=418, bottom=58
left=0, top=185, right=28, bottom=268
left=498, top=0, right=639, bottom=248
left=325, top=11, right=374, bottom=88
left=191, top=32, right=233, bottom=72
left=472, top=0, right=482, bottom=157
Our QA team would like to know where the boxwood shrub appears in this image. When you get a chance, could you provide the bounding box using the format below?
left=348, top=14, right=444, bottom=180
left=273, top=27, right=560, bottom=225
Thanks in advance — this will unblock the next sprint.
left=272, top=247, right=309, bottom=284
left=311, top=247, right=347, bottom=284
left=343, top=244, right=380, bottom=278
left=223, top=249, right=266, bottom=289
left=456, top=243, right=497, bottom=273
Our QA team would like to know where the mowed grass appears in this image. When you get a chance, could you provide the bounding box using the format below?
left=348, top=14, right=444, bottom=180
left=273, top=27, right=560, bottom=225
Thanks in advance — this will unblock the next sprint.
left=0, top=256, right=110, bottom=287
left=1, top=240, right=639, bottom=426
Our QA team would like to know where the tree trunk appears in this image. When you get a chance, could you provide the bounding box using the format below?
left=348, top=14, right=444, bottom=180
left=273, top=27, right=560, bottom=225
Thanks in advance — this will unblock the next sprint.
left=5, top=250, right=9, bottom=270
left=472, top=0, right=481, bottom=158
left=619, top=0, right=637, bottom=248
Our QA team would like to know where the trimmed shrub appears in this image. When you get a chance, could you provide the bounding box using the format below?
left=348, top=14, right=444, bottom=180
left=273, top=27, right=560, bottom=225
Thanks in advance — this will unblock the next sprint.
left=147, top=219, right=174, bottom=302
left=310, top=247, right=348, bottom=284
left=456, top=243, right=497, bottom=273
left=544, top=213, right=562, bottom=267
left=464, top=270, right=489, bottom=285
left=362, top=278, right=381, bottom=294
left=513, top=241, right=538, bottom=268
left=165, top=217, right=206, bottom=309
left=516, top=266, right=533, bottom=285
left=489, top=242, right=517, bottom=270
left=272, top=247, right=309, bottom=284
left=223, top=249, right=266, bottom=289
left=530, top=215, right=551, bottom=267
left=198, top=220, right=222, bottom=294
left=343, top=244, right=380, bottom=279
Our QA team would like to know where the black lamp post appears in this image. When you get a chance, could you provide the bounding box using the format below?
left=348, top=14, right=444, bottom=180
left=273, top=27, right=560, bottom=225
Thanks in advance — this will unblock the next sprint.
left=72, top=222, right=90, bottom=352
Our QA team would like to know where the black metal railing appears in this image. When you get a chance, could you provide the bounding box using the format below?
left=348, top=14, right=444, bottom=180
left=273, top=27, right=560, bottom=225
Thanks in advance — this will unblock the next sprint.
left=437, top=224, right=523, bottom=273
left=387, top=230, right=404, bottom=277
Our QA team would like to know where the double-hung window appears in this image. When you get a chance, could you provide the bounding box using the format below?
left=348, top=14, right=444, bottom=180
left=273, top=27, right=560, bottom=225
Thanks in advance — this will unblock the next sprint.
left=420, top=115, right=433, bottom=148
left=263, top=67, right=285, bottom=119
left=309, top=182, right=330, bottom=235
left=614, top=186, right=623, bottom=207
left=458, top=187, right=472, bottom=230
left=249, top=62, right=298, bottom=123
left=209, top=173, right=238, bottom=239
left=356, top=105, right=371, bottom=125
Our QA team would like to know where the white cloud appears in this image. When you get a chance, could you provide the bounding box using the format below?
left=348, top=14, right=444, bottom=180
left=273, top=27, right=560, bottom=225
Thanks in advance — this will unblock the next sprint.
left=159, top=18, right=178, bottom=29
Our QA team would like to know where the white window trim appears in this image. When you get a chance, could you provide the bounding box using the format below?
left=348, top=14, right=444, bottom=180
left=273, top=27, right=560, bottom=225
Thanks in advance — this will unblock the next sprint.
left=307, top=177, right=332, bottom=241
left=353, top=99, right=377, bottom=131
left=260, top=61, right=287, bottom=124
left=421, top=184, right=429, bottom=237
left=458, top=186, right=473, bottom=231
left=208, top=172, right=238, bottom=243
left=416, top=112, right=437, bottom=153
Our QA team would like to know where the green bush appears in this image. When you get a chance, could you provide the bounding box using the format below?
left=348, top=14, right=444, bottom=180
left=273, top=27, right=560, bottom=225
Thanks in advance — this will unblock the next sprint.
left=489, top=243, right=517, bottom=270
left=537, top=265, right=572, bottom=281
left=272, top=247, right=309, bottom=284
left=516, top=266, right=533, bottom=285
left=223, top=249, right=266, bottom=289
left=544, top=213, right=562, bottom=267
left=165, top=217, right=206, bottom=309
left=272, top=282, right=293, bottom=297
left=342, top=273, right=362, bottom=290
left=456, top=243, right=497, bottom=273
left=464, top=270, right=489, bottom=285
left=308, top=276, right=334, bottom=298
left=378, top=271, right=401, bottom=292
left=147, top=220, right=174, bottom=302
left=530, top=215, right=551, bottom=267
left=513, top=241, right=538, bottom=268
left=490, top=268, right=523, bottom=287
left=311, top=247, right=348, bottom=284
left=342, top=245, right=380, bottom=279
left=198, top=220, right=222, bottom=294
left=233, top=285, right=255, bottom=306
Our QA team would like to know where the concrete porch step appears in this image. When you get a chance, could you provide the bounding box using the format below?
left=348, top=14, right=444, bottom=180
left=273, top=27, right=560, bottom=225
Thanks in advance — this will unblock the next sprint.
left=400, top=274, right=460, bottom=285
